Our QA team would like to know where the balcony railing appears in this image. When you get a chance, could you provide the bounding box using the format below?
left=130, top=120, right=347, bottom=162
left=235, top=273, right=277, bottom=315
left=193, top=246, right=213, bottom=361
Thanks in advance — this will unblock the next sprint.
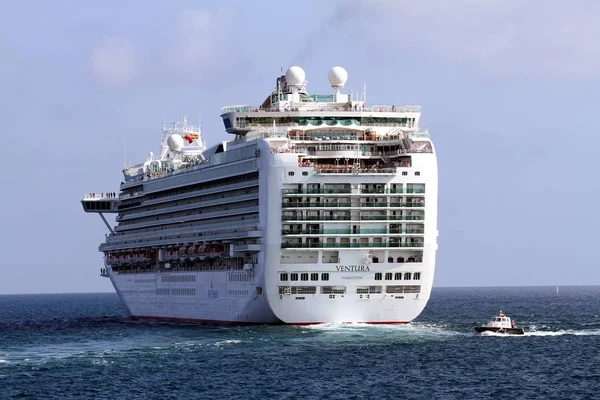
left=389, top=202, right=425, bottom=207
left=282, top=188, right=352, bottom=194
left=315, top=167, right=397, bottom=175
left=281, top=242, right=425, bottom=249
left=359, top=202, right=426, bottom=208
left=281, top=229, right=423, bottom=235
left=388, top=229, right=424, bottom=234
left=359, top=202, right=388, bottom=208
left=281, top=215, right=425, bottom=221
left=282, top=188, right=426, bottom=196
left=360, top=215, right=424, bottom=221
left=282, top=202, right=353, bottom=208
left=282, top=201, right=425, bottom=208
left=361, top=188, right=425, bottom=194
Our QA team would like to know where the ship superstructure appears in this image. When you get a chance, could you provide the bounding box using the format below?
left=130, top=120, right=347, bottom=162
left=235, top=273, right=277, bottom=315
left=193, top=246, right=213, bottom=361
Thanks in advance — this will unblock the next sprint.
left=82, top=66, right=438, bottom=324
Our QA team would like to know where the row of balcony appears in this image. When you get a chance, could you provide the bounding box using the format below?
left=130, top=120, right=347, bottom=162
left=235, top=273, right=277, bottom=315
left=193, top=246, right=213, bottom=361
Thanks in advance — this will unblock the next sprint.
left=282, top=229, right=424, bottom=235
left=282, top=202, right=425, bottom=208
left=282, top=188, right=425, bottom=195
left=281, top=242, right=425, bottom=249
left=281, top=215, right=425, bottom=221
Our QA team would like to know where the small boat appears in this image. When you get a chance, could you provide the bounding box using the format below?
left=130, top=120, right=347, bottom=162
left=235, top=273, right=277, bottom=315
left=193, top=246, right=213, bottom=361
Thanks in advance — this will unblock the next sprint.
left=475, top=311, right=524, bottom=335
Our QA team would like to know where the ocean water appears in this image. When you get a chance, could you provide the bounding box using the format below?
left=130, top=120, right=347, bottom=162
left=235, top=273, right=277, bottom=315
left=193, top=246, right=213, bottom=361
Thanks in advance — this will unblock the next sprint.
left=1, top=287, right=599, bottom=400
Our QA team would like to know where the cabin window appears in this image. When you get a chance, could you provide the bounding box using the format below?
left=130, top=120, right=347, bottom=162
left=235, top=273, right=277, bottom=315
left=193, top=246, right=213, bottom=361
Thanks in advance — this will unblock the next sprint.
left=404, top=272, right=412, bottom=280
left=311, top=273, right=319, bottom=281
left=385, top=273, right=392, bottom=280
left=280, top=273, right=288, bottom=281
left=394, top=273, right=402, bottom=280
left=375, top=273, right=382, bottom=280
left=402, top=171, right=408, bottom=176
left=302, top=171, right=308, bottom=176
left=415, top=171, right=421, bottom=176
left=413, top=272, right=421, bottom=280
left=301, top=273, right=308, bottom=281
left=321, top=273, right=330, bottom=281
left=288, top=171, right=295, bottom=176
left=291, top=273, right=298, bottom=281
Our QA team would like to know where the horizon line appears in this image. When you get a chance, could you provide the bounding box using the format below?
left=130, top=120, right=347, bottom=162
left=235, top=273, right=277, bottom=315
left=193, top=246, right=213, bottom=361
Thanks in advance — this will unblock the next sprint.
left=0, top=284, right=596, bottom=296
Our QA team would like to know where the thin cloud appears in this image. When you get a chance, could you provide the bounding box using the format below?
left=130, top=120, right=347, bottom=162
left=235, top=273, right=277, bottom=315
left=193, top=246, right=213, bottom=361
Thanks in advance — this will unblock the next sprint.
left=307, top=0, right=600, bottom=78
left=162, top=8, right=233, bottom=79
left=90, top=36, right=137, bottom=85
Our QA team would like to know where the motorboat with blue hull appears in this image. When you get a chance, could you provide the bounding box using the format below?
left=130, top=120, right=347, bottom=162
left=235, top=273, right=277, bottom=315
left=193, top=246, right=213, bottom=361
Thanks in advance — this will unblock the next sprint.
left=475, top=311, right=525, bottom=335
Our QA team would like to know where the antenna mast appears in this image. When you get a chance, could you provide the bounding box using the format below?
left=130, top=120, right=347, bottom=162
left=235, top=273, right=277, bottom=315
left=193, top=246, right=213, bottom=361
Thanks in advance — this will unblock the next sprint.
left=363, top=81, right=367, bottom=104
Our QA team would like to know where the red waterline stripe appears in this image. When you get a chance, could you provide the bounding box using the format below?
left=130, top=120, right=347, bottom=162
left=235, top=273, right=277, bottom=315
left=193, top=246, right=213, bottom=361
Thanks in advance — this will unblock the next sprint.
left=132, top=316, right=409, bottom=326
left=131, top=315, right=272, bottom=325
left=289, top=321, right=409, bottom=326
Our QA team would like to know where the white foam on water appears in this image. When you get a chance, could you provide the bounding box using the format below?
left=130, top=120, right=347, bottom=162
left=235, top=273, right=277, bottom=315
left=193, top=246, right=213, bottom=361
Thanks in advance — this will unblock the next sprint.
left=477, top=328, right=600, bottom=337
left=525, top=329, right=600, bottom=337
left=299, top=322, right=466, bottom=338
left=0, top=359, right=9, bottom=364
left=213, top=339, right=242, bottom=347
left=477, top=330, right=525, bottom=338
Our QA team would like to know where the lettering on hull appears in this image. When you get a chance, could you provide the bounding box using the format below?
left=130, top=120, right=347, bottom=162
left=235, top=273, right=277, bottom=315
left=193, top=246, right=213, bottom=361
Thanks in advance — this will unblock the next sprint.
left=335, top=265, right=370, bottom=272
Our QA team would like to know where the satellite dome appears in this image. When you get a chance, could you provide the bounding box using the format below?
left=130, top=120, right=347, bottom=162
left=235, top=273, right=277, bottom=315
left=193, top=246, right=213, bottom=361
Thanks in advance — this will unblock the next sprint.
left=167, top=134, right=184, bottom=151
left=328, top=66, right=348, bottom=89
left=286, top=66, right=306, bottom=87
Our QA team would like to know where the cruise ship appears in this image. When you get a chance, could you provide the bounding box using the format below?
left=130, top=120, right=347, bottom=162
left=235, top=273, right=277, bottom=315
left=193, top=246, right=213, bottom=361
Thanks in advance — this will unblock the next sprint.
left=81, top=66, right=438, bottom=324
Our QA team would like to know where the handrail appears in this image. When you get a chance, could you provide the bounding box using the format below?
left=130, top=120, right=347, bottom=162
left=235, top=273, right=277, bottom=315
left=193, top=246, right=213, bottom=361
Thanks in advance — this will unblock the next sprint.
left=281, top=201, right=425, bottom=208
left=83, top=192, right=118, bottom=200
left=281, top=242, right=424, bottom=249
left=221, top=104, right=422, bottom=114
left=281, top=229, right=423, bottom=235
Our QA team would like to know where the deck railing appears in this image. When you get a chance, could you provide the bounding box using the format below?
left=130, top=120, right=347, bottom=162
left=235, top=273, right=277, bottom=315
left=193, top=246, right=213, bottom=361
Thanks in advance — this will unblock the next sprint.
left=281, top=242, right=424, bottom=249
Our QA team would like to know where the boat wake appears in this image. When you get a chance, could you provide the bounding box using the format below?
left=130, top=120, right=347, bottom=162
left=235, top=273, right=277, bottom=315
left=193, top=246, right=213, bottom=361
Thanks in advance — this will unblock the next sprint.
left=298, top=322, right=467, bottom=338
left=478, top=328, right=600, bottom=337
left=525, top=329, right=600, bottom=337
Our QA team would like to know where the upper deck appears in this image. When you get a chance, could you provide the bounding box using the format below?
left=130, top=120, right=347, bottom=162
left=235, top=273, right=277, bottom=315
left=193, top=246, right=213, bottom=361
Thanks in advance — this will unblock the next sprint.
left=220, top=66, right=423, bottom=135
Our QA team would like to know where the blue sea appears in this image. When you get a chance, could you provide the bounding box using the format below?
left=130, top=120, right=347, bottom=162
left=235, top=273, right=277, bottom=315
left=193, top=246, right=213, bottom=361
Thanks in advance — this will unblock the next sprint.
left=1, top=287, right=599, bottom=399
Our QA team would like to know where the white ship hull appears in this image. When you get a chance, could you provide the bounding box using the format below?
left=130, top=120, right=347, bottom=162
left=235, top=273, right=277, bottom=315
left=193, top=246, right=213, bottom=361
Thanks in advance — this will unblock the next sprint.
left=107, top=258, right=434, bottom=324
left=108, top=267, right=279, bottom=324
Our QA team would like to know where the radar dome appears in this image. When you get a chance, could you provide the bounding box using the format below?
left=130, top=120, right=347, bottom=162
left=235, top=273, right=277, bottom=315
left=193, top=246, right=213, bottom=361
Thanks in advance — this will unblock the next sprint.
left=328, top=66, right=348, bottom=89
left=286, top=66, right=305, bottom=87
left=167, top=134, right=184, bottom=151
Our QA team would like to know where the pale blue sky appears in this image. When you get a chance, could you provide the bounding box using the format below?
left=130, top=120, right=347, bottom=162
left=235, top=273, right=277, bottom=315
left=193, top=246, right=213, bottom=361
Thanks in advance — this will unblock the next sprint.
left=1, top=0, right=599, bottom=294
